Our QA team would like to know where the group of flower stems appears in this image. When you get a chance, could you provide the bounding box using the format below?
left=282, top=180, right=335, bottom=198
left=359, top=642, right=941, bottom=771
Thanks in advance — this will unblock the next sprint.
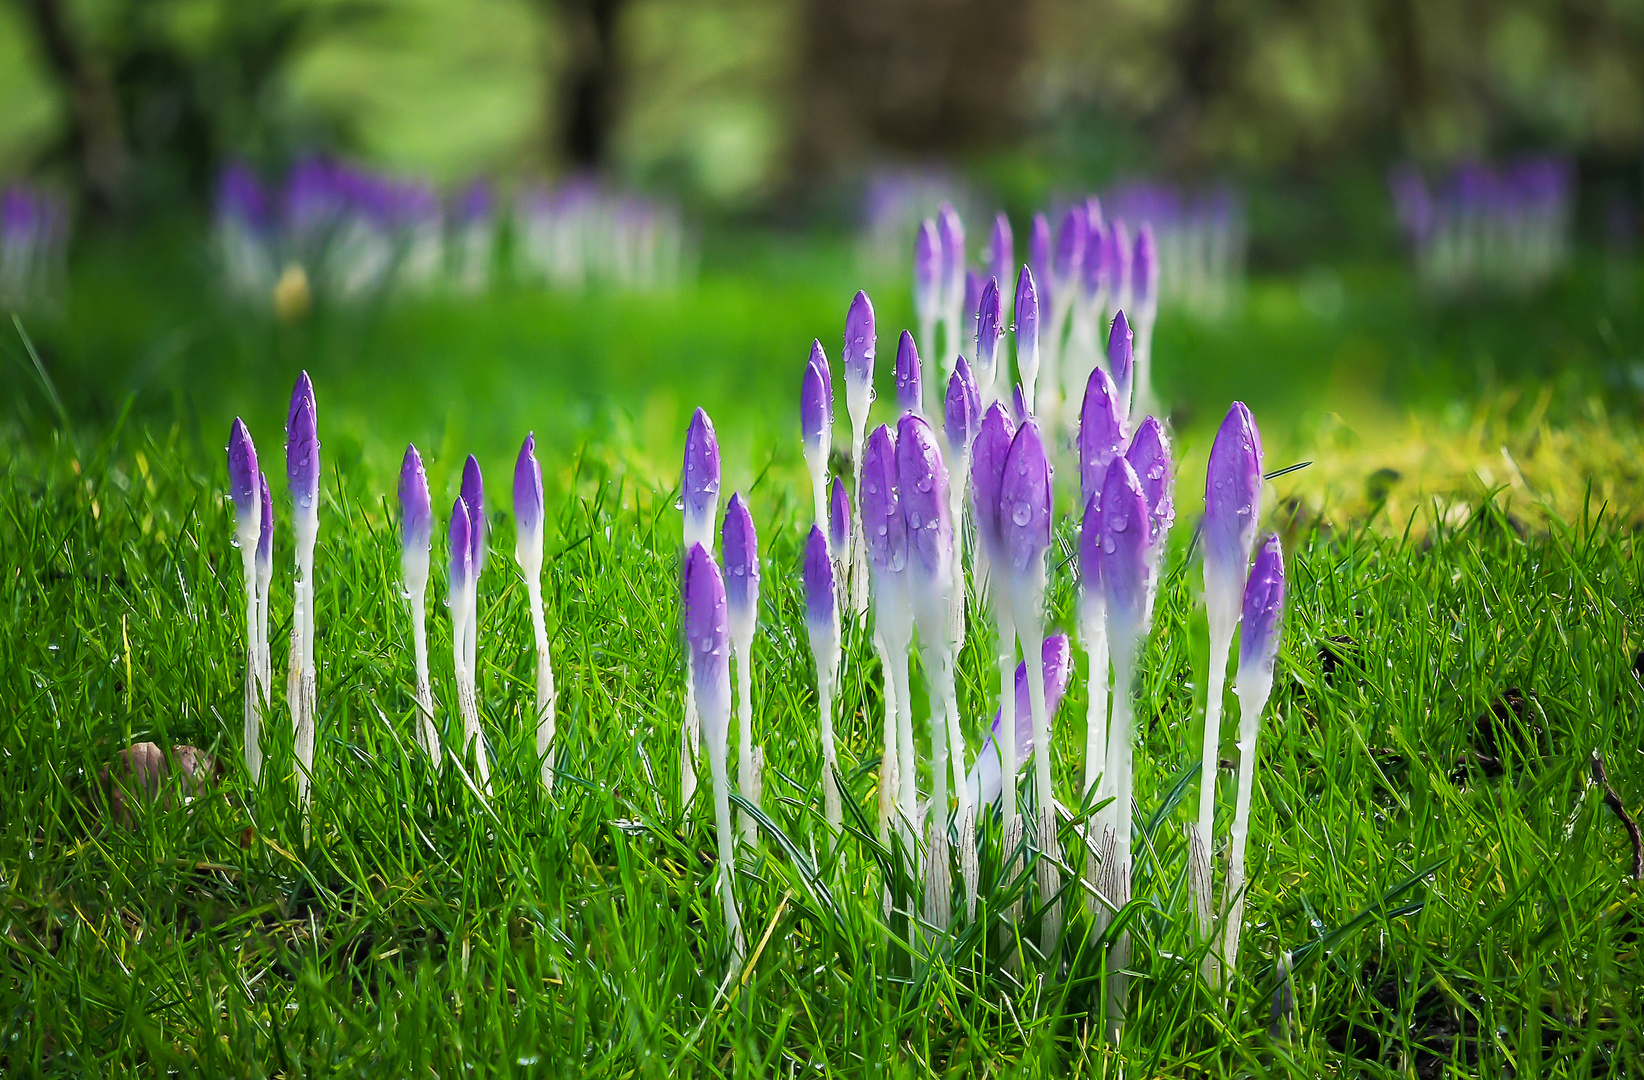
left=226, top=374, right=559, bottom=822
left=678, top=203, right=1286, bottom=1032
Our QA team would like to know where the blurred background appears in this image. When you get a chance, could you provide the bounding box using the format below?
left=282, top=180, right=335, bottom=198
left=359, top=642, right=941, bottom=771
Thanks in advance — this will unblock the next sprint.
left=2, top=0, right=1642, bottom=524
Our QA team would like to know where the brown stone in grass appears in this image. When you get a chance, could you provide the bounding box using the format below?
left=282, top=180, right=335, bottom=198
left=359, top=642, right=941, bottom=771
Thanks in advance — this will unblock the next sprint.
left=100, top=742, right=221, bottom=828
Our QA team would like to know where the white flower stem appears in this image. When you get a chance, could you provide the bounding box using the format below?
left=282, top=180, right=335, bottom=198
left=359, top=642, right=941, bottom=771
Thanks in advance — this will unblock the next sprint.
left=1222, top=666, right=1273, bottom=983
left=1194, top=626, right=1233, bottom=977
left=241, top=547, right=262, bottom=783
left=1102, top=636, right=1137, bottom=1044
left=848, top=428, right=870, bottom=616
left=526, top=577, right=556, bottom=790
left=709, top=743, right=745, bottom=968
left=1020, top=613, right=1061, bottom=954
left=290, top=518, right=317, bottom=820
left=410, top=586, right=441, bottom=771
left=815, top=651, right=841, bottom=833
left=454, top=589, right=490, bottom=795
left=734, top=631, right=759, bottom=848
left=920, top=643, right=952, bottom=932
left=1081, top=599, right=1108, bottom=917
left=935, top=648, right=976, bottom=919
left=874, top=628, right=899, bottom=918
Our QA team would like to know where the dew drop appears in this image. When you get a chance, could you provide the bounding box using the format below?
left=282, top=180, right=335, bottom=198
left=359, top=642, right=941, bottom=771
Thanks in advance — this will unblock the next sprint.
left=1012, top=502, right=1032, bottom=526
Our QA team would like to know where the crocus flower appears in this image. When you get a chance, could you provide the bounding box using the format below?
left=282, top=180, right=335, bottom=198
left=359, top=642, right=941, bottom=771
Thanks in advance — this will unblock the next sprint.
left=722, top=492, right=762, bottom=846
left=1107, top=218, right=1132, bottom=317
left=1108, top=310, right=1135, bottom=421
left=683, top=407, right=721, bottom=554
left=861, top=424, right=914, bottom=845
left=1079, top=364, right=1126, bottom=513
left=1014, top=266, right=1040, bottom=411
left=1095, top=454, right=1153, bottom=1024
left=962, top=270, right=983, bottom=360
left=897, top=412, right=964, bottom=925
left=684, top=541, right=745, bottom=965
left=895, top=330, right=923, bottom=416
left=400, top=443, right=440, bottom=770
left=448, top=496, right=489, bottom=792
left=967, top=634, right=1071, bottom=807
left=828, top=474, right=851, bottom=616
left=998, top=417, right=1062, bottom=948
left=843, top=291, right=876, bottom=615
left=1041, top=207, right=1087, bottom=418
left=285, top=372, right=320, bottom=814
left=515, top=433, right=557, bottom=790
left=938, top=202, right=966, bottom=330
left=1223, top=535, right=1285, bottom=981
left=1125, top=415, right=1175, bottom=557
left=1193, top=402, right=1263, bottom=957
left=975, top=277, right=1003, bottom=406
left=801, top=341, right=832, bottom=527
left=943, top=358, right=981, bottom=652
left=255, top=472, right=273, bottom=717
left=914, top=221, right=941, bottom=379
left=460, top=454, right=485, bottom=678
left=969, top=402, right=1016, bottom=568
left=228, top=419, right=262, bottom=780
left=988, top=212, right=1014, bottom=326
left=803, top=525, right=843, bottom=832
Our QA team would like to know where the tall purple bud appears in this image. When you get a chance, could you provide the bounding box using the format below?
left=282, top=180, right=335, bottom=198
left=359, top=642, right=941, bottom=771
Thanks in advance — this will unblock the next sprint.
left=1134, top=224, right=1159, bottom=311
left=988, top=213, right=1014, bottom=321
left=286, top=373, right=319, bottom=519
left=514, top=434, right=544, bottom=577
left=1239, top=535, right=1285, bottom=680
left=804, top=524, right=835, bottom=633
left=844, top=290, right=877, bottom=429
left=449, top=497, right=473, bottom=596
left=256, top=473, right=273, bottom=572
left=683, top=543, right=731, bottom=747
left=970, top=402, right=1016, bottom=563
left=1079, top=365, right=1125, bottom=512
left=1098, top=457, right=1152, bottom=637
left=722, top=492, right=760, bottom=640
left=944, top=357, right=981, bottom=464
left=895, top=330, right=923, bottom=415
left=683, top=408, right=721, bottom=553
left=913, top=223, right=941, bottom=332
left=1125, top=416, right=1175, bottom=551
left=801, top=350, right=830, bottom=456
left=1107, top=218, right=1132, bottom=305
left=228, top=419, right=261, bottom=550
left=401, top=444, right=432, bottom=577
left=1108, top=310, right=1135, bottom=418
left=1083, top=210, right=1109, bottom=300
left=1015, top=266, right=1039, bottom=408
left=829, top=476, right=851, bottom=556
left=937, top=202, right=965, bottom=312
left=1053, top=206, right=1087, bottom=294
left=896, top=413, right=952, bottom=603
left=1204, top=403, right=1264, bottom=621
left=860, top=425, right=906, bottom=581
left=461, top=455, right=485, bottom=574
left=976, top=276, right=1003, bottom=395
left=963, top=270, right=984, bottom=357
left=998, top=420, right=1053, bottom=579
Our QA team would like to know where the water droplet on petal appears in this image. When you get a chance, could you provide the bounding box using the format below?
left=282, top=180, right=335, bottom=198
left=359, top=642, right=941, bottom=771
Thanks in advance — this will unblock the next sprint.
left=1012, top=502, right=1032, bottom=527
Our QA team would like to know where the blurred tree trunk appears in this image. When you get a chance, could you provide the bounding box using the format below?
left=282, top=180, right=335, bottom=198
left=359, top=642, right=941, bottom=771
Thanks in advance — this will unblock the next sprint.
left=19, top=0, right=130, bottom=210
left=793, top=0, right=1033, bottom=180
left=551, top=0, right=625, bottom=170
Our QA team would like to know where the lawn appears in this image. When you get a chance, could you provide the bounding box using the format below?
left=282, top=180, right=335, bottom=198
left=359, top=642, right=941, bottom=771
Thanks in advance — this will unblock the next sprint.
left=1, top=222, right=1641, bottom=1075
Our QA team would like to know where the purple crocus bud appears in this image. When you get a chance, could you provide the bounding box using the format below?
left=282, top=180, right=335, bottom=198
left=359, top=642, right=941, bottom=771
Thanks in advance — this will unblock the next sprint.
left=860, top=424, right=905, bottom=577
left=449, top=497, right=473, bottom=595
left=1014, top=265, right=1038, bottom=358
left=1029, top=213, right=1052, bottom=309
left=809, top=339, right=833, bottom=421
left=461, top=454, right=485, bottom=574
left=801, top=350, right=830, bottom=455
left=895, top=413, right=951, bottom=581
left=844, top=290, right=877, bottom=396
left=683, top=408, right=721, bottom=552
left=400, top=443, right=432, bottom=559
left=829, top=476, right=851, bottom=556
left=683, top=542, right=732, bottom=731
left=914, top=221, right=941, bottom=327
left=514, top=433, right=544, bottom=572
left=1134, top=224, right=1159, bottom=309
left=943, top=357, right=981, bottom=462
left=971, top=633, right=1072, bottom=807
left=970, top=402, right=1016, bottom=561
left=804, top=524, right=835, bottom=631
left=285, top=373, right=319, bottom=516
left=721, top=492, right=760, bottom=636
left=1080, top=486, right=1103, bottom=600
left=1052, top=206, right=1086, bottom=290
left=998, top=420, right=1052, bottom=577
left=937, top=202, right=965, bottom=309
left=1204, top=402, right=1264, bottom=617
left=228, top=418, right=260, bottom=547
left=963, top=270, right=983, bottom=351
left=1238, top=534, right=1285, bottom=677
left=977, top=276, right=1002, bottom=376
left=1125, top=415, right=1174, bottom=547
left=1098, top=456, right=1152, bottom=634
left=1012, top=384, right=1029, bottom=423
left=894, top=330, right=922, bottom=414
left=1107, top=218, right=1132, bottom=302
left=257, top=473, right=273, bottom=569
left=1108, top=310, right=1135, bottom=415
left=987, top=213, right=1014, bottom=309
left=1082, top=216, right=1108, bottom=298
left=1078, top=364, right=1125, bottom=513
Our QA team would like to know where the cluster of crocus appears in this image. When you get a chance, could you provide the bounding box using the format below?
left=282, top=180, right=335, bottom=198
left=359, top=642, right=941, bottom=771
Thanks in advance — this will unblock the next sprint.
left=1389, top=157, right=1573, bottom=297
left=512, top=179, right=689, bottom=293
left=0, top=184, right=69, bottom=311
left=1104, top=182, right=1246, bottom=321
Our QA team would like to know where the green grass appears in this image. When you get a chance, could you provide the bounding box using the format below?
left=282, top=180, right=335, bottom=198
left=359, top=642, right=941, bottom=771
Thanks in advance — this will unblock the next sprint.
left=1, top=227, right=1643, bottom=1075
